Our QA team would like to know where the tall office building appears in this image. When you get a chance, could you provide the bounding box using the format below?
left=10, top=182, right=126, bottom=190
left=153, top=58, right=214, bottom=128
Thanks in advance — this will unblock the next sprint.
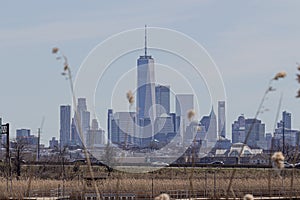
left=175, top=94, right=194, bottom=144
left=0, top=118, right=3, bottom=148
left=136, top=26, right=156, bottom=121
left=110, top=112, right=136, bottom=145
left=86, top=119, right=105, bottom=148
left=206, top=107, right=217, bottom=143
left=200, top=108, right=218, bottom=145
left=77, top=98, right=87, bottom=113
left=245, top=118, right=265, bottom=148
left=16, top=129, right=30, bottom=138
left=71, top=117, right=81, bottom=146
left=81, top=111, right=90, bottom=135
left=16, top=129, right=38, bottom=146
left=77, top=98, right=90, bottom=134
left=232, top=115, right=246, bottom=144
left=218, top=101, right=226, bottom=138
left=107, top=109, right=113, bottom=144
left=154, top=116, right=175, bottom=134
left=282, top=111, right=291, bottom=129
left=274, top=111, right=299, bottom=148
left=200, top=116, right=210, bottom=133
left=60, top=105, right=71, bottom=148
left=91, top=119, right=98, bottom=130
left=277, top=111, right=292, bottom=130
left=72, top=98, right=90, bottom=145
left=232, top=115, right=265, bottom=148
left=175, top=94, right=194, bottom=118
left=49, top=137, right=59, bottom=149
left=155, top=85, right=170, bottom=117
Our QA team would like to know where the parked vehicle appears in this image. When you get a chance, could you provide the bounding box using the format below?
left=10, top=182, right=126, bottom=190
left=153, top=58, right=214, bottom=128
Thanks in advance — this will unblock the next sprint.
left=210, top=161, right=224, bottom=165
left=294, top=162, right=300, bottom=168
left=151, top=161, right=169, bottom=166
left=284, top=161, right=294, bottom=168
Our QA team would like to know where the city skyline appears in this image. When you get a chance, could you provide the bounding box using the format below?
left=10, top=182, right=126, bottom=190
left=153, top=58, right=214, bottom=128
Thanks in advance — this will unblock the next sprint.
left=2, top=2, right=300, bottom=199
left=3, top=102, right=298, bottom=149
left=57, top=97, right=299, bottom=150
left=107, top=32, right=199, bottom=148
left=1, top=1, right=300, bottom=143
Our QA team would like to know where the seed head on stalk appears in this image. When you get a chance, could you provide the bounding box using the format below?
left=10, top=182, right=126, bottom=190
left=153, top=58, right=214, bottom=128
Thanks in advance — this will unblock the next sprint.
left=273, top=71, right=287, bottom=80
left=296, top=63, right=300, bottom=97
left=296, top=89, right=300, bottom=98
left=187, top=109, right=196, bottom=121
left=296, top=73, right=300, bottom=83
left=297, top=62, right=300, bottom=71
left=154, top=193, right=170, bottom=200
left=271, top=151, right=285, bottom=170
left=225, top=71, right=287, bottom=198
left=52, top=47, right=101, bottom=199
left=52, top=47, right=59, bottom=54
left=126, top=90, right=134, bottom=106
left=243, top=194, right=254, bottom=200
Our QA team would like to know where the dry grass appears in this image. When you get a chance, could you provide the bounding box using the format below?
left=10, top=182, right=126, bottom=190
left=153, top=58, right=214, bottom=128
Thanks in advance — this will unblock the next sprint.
left=1, top=167, right=300, bottom=199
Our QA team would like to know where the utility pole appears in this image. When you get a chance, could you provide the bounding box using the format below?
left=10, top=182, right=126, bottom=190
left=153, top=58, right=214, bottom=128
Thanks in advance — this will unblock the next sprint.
left=36, top=128, right=40, bottom=162
left=3, top=123, right=10, bottom=162
left=36, top=117, right=45, bottom=162
left=1, top=121, right=11, bottom=193
left=282, top=121, right=285, bottom=155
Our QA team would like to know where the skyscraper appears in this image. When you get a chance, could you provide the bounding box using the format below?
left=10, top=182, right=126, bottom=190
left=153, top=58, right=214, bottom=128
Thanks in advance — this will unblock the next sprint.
left=16, top=129, right=30, bottom=138
left=232, top=115, right=266, bottom=148
left=110, top=112, right=136, bottom=145
left=86, top=119, right=105, bottom=148
left=245, top=118, right=265, bottom=148
left=200, top=116, right=210, bottom=133
left=49, top=137, right=59, bottom=149
left=91, top=119, right=99, bottom=130
left=77, top=98, right=87, bottom=112
left=199, top=108, right=218, bottom=145
left=175, top=94, right=194, bottom=144
left=282, top=111, right=291, bottom=129
left=60, top=105, right=71, bottom=148
left=232, top=114, right=246, bottom=144
left=155, top=85, right=170, bottom=117
left=206, top=107, right=217, bottom=143
left=73, top=98, right=90, bottom=145
left=175, top=94, right=194, bottom=119
left=136, top=26, right=156, bottom=120
left=218, top=101, right=226, bottom=138
left=81, top=111, right=90, bottom=136
left=274, top=111, right=298, bottom=148
left=71, top=117, right=82, bottom=146
left=16, top=129, right=38, bottom=146
left=107, top=109, right=113, bottom=144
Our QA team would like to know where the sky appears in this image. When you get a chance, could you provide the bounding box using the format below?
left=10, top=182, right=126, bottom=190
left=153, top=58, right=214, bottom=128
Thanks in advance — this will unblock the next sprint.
left=1, top=1, right=300, bottom=145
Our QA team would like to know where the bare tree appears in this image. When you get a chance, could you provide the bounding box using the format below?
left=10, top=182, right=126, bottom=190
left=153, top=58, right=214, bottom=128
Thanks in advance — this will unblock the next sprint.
left=11, top=138, right=28, bottom=180
left=102, top=143, right=117, bottom=176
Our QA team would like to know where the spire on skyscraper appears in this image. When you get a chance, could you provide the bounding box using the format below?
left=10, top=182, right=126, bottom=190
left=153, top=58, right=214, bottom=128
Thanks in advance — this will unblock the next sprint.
left=210, top=106, right=215, bottom=117
left=207, top=105, right=217, bottom=143
left=144, top=24, right=147, bottom=56
left=137, top=25, right=156, bottom=120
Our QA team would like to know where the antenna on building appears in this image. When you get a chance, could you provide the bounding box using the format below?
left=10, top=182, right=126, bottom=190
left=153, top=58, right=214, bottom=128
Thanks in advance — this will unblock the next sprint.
left=144, top=24, right=147, bottom=56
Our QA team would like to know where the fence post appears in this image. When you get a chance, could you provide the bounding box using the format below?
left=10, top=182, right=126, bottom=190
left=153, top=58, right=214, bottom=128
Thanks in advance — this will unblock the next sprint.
left=214, top=170, right=216, bottom=198
left=152, top=177, right=154, bottom=198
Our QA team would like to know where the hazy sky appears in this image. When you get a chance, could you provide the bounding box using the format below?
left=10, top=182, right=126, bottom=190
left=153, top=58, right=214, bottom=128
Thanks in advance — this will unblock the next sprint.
left=1, top=1, right=300, bottom=145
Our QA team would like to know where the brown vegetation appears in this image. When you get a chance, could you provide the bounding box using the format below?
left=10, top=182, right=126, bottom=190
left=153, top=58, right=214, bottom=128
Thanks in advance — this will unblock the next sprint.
left=1, top=166, right=300, bottom=199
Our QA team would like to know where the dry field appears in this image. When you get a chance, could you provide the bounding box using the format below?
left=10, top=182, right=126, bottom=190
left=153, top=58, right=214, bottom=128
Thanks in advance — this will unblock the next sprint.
left=1, top=165, right=300, bottom=199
